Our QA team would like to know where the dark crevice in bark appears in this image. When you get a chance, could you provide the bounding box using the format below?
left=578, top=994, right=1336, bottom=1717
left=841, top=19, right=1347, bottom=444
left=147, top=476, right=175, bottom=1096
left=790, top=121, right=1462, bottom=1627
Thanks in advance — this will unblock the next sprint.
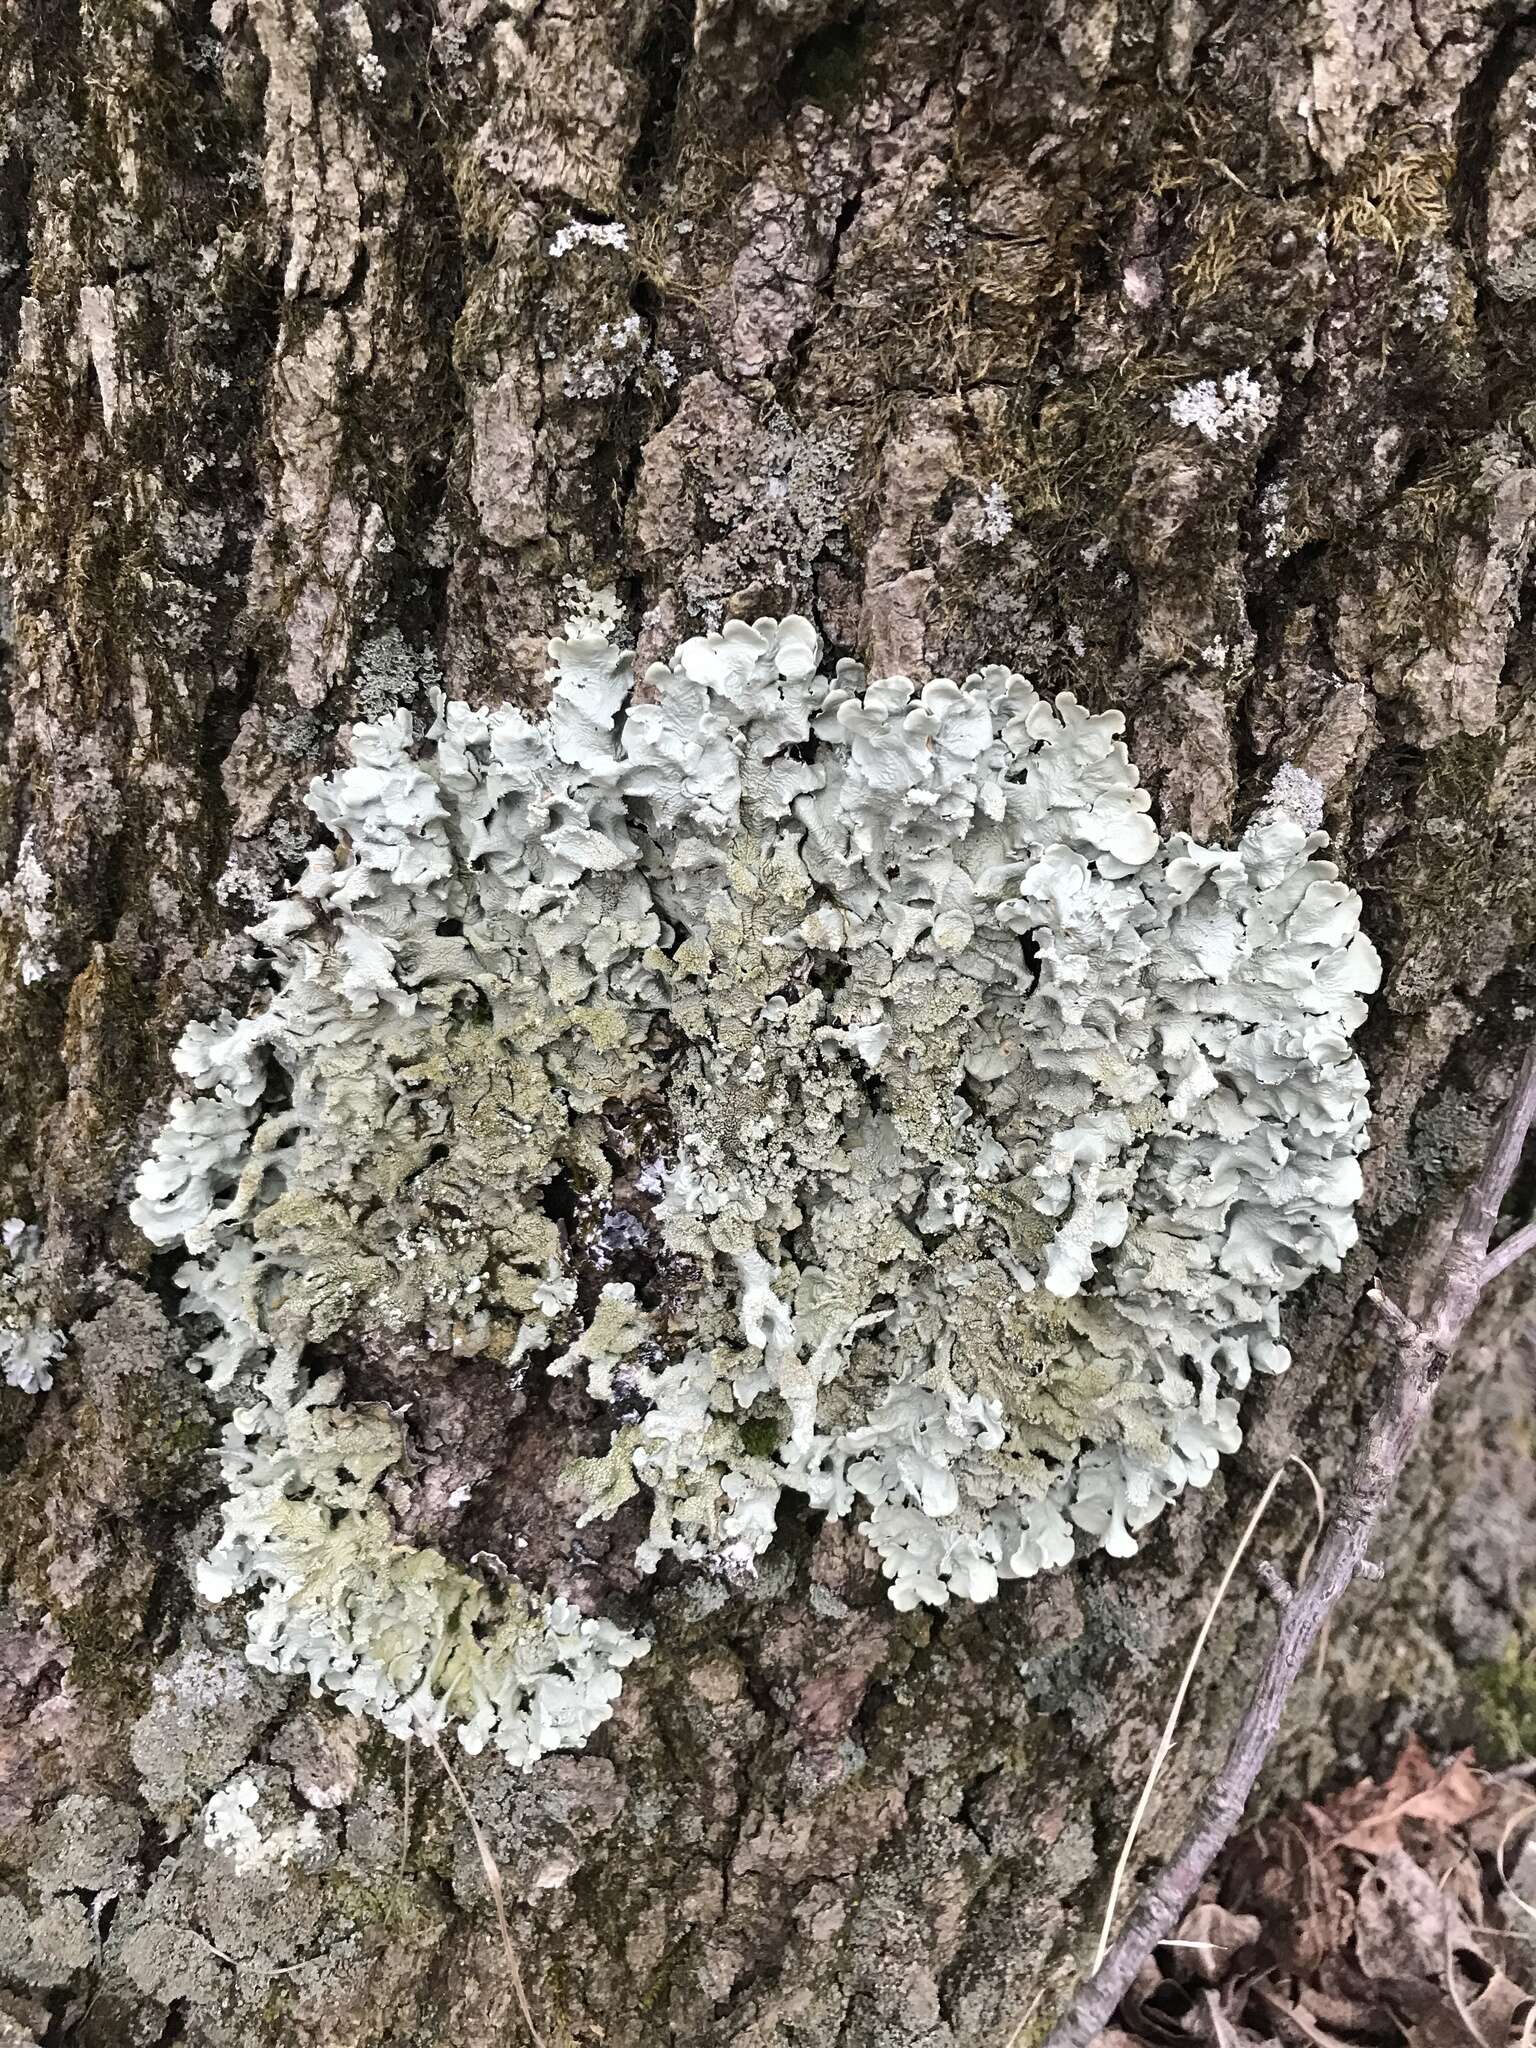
left=1179, top=0, right=1246, bottom=91
left=1449, top=9, right=1536, bottom=252
left=1449, top=7, right=1536, bottom=406
left=628, top=0, right=699, bottom=200
left=779, top=4, right=870, bottom=114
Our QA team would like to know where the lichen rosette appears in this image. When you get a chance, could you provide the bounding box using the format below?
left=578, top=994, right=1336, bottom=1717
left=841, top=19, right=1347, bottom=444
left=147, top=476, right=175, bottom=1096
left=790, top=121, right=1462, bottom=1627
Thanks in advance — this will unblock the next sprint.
left=134, top=615, right=1378, bottom=1763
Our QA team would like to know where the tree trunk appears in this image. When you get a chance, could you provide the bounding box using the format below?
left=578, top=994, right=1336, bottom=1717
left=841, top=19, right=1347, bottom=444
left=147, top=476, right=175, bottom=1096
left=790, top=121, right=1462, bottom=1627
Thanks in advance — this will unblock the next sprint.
left=2, top=3, right=1535, bottom=2044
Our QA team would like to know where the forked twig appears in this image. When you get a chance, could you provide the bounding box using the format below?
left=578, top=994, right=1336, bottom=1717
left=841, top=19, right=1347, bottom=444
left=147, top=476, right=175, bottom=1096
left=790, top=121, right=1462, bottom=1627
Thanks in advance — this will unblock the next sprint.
left=1036, top=1038, right=1536, bottom=2048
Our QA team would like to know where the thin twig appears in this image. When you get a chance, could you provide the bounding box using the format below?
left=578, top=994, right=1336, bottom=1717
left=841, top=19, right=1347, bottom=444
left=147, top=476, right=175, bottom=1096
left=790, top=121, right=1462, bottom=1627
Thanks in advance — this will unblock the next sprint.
left=1256, top=1561, right=1293, bottom=1609
left=1366, top=1284, right=1417, bottom=1338
left=1495, top=1795, right=1536, bottom=1931
left=1092, top=1456, right=1322, bottom=1970
left=1037, top=1037, right=1536, bottom=2048
left=430, top=1736, right=548, bottom=2048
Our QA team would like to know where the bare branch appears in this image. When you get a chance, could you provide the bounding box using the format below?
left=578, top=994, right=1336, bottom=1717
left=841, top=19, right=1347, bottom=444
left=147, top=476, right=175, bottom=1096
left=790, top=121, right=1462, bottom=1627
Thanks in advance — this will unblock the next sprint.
left=1483, top=1215, right=1536, bottom=1289
left=1035, top=1035, right=1536, bottom=2048
left=1366, top=1284, right=1417, bottom=1339
left=1426, top=1037, right=1536, bottom=1348
left=1466, top=1042, right=1536, bottom=1242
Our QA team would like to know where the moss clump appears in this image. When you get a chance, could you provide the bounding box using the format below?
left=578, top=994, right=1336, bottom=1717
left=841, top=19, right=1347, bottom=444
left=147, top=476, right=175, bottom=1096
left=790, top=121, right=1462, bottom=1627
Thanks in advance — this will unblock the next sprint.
left=1325, top=145, right=1454, bottom=255
left=1370, top=727, right=1536, bottom=1014
left=1464, top=1632, right=1536, bottom=1768
left=739, top=1415, right=781, bottom=1459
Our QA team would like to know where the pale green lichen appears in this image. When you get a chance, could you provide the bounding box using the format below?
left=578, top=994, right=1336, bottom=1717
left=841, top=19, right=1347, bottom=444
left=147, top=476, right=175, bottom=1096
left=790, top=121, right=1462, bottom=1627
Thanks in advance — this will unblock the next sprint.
left=133, top=616, right=1378, bottom=1763
left=1, top=1219, right=63, bottom=1395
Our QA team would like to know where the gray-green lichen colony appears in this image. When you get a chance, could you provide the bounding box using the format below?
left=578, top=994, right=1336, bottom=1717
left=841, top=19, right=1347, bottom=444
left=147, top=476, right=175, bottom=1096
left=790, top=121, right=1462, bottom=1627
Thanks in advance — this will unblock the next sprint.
left=1, top=1218, right=62, bottom=1395
left=132, top=617, right=1379, bottom=1765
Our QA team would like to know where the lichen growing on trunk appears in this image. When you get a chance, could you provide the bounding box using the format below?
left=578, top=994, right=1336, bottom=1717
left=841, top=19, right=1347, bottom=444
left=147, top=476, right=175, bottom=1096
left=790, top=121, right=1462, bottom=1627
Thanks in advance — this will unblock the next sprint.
left=2, top=2, right=1535, bottom=2044
left=131, top=613, right=1378, bottom=1771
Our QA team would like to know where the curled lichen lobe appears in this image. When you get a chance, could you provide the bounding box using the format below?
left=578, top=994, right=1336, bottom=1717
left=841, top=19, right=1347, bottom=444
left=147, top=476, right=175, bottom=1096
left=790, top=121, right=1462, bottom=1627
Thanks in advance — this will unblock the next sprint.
left=133, top=614, right=1378, bottom=1762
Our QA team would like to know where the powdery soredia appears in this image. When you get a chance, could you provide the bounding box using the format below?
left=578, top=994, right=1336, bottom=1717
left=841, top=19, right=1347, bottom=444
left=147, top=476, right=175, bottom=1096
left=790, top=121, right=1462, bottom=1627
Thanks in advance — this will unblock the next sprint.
left=132, top=617, right=1380, bottom=1763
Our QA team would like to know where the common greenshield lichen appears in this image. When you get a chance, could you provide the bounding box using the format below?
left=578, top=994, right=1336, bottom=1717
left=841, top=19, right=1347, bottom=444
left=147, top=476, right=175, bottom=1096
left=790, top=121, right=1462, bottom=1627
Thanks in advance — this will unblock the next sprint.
left=132, top=616, right=1379, bottom=1764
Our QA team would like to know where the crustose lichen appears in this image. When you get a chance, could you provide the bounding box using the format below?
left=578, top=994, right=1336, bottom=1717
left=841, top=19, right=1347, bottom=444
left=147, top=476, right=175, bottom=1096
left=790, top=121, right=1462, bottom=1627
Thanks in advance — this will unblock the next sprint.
left=133, top=617, right=1379, bottom=1764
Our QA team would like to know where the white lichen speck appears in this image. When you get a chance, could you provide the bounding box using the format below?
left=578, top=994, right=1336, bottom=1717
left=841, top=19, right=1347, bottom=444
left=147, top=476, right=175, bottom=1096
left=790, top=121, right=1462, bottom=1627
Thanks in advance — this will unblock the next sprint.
left=1, top=827, right=62, bottom=986
left=1167, top=369, right=1277, bottom=445
left=976, top=482, right=1014, bottom=546
left=547, top=220, right=630, bottom=260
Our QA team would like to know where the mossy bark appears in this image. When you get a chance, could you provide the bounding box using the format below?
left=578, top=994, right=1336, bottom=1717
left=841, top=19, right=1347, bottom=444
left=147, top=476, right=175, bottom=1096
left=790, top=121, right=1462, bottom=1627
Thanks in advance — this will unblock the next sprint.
left=2, top=3, right=1535, bottom=2044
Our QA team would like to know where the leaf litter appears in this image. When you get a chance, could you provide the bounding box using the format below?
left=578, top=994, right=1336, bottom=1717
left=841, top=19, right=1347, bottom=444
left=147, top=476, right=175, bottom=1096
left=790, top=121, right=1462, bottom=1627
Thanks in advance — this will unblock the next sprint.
left=1107, top=1736, right=1536, bottom=2048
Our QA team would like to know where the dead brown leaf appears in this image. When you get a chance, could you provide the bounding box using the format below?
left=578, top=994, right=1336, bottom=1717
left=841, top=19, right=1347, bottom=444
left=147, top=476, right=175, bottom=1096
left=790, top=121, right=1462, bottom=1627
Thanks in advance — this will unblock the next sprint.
left=1112, top=1737, right=1536, bottom=2048
left=1121, top=1954, right=1192, bottom=2045
left=1330, top=1739, right=1487, bottom=1856
left=1224, top=1816, right=1353, bottom=1977
left=1403, top=1966, right=1534, bottom=2048
left=1162, top=1905, right=1263, bottom=1987
left=1304, top=1949, right=1400, bottom=2036
left=1193, top=1986, right=1271, bottom=2048
left=1250, top=1984, right=1362, bottom=2048
left=1355, top=1849, right=1474, bottom=1984
left=1467, top=1781, right=1536, bottom=1864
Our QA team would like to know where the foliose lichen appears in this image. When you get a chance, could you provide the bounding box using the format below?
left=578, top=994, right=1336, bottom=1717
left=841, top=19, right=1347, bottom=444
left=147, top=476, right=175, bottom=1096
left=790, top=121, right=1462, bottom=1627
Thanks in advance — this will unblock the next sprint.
left=1, top=1219, right=63, bottom=1395
left=132, top=616, right=1379, bottom=1764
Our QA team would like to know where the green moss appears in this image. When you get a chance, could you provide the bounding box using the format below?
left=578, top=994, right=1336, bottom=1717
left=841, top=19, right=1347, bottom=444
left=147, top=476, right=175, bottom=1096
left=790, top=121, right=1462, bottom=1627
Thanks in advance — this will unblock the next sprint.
left=1326, top=145, right=1454, bottom=254
left=53, top=1584, right=155, bottom=1716
left=1464, top=1632, right=1536, bottom=1768
left=738, top=1415, right=780, bottom=1458
left=322, top=1869, right=436, bottom=1939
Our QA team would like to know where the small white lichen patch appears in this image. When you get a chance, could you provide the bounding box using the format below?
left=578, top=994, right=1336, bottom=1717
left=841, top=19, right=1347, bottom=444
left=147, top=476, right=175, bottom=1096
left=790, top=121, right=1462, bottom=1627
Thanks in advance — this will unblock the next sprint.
left=559, top=576, right=626, bottom=643
left=134, top=617, right=1378, bottom=1763
left=1, top=827, right=61, bottom=986
left=202, top=1774, right=323, bottom=1874
left=976, top=482, right=1014, bottom=546
left=1267, top=762, right=1326, bottom=832
left=1167, top=369, right=1277, bottom=445
left=547, top=220, right=629, bottom=260
left=561, top=313, right=645, bottom=400
left=1, top=1219, right=63, bottom=1395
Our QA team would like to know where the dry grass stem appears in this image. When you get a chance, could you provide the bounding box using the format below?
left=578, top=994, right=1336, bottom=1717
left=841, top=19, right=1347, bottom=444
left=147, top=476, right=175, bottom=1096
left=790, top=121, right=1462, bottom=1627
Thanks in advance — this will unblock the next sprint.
left=431, top=1735, right=548, bottom=2048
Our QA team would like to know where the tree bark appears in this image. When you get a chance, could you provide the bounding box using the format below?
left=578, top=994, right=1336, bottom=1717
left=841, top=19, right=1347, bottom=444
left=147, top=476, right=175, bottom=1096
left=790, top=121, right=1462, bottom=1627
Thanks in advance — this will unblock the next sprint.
left=2, top=4, right=1535, bottom=2046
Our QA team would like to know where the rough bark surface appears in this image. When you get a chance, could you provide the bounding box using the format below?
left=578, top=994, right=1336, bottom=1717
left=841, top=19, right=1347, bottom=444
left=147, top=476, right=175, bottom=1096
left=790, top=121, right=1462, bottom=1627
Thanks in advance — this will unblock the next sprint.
left=1, top=4, right=1534, bottom=2045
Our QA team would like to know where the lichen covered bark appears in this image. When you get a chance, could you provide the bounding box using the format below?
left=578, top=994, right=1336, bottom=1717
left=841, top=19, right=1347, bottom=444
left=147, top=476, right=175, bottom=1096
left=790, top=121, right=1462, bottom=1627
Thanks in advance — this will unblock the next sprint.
left=1, top=3, right=1534, bottom=2045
